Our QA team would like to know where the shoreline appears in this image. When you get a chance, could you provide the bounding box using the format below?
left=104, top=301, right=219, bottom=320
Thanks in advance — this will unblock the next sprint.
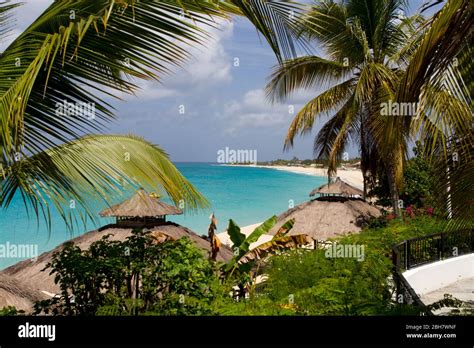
left=224, top=164, right=364, bottom=190
left=217, top=164, right=365, bottom=247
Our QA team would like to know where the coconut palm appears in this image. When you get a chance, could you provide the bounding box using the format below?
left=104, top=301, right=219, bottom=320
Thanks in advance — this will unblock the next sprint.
left=0, top=0, right=303, bottom=228
left=266, top=0, right=422, bottom=213
left=393, top=0, right=473, bottom=228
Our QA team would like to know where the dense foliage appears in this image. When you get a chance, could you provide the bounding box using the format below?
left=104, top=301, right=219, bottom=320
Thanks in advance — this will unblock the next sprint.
left=2, top=215, right=456, bottom=316
left=34, top=231, right=221, bottom=316
left=370, top=143, right=436, bottom=209
left=213, top=216, right=447, bottom=315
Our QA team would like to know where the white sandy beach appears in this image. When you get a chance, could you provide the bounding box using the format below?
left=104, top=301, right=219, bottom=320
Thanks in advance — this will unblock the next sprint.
left=217, top=164, right=364, bottom=248
left=238, top=164, right=364, bottom=189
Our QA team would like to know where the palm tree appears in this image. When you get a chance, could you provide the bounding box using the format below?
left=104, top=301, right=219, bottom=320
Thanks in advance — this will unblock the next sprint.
left=394, top=0, right=473, bottom=228
left=0, top=0, right=303, bottom=228
left=266, top=0, right=421, bottom=213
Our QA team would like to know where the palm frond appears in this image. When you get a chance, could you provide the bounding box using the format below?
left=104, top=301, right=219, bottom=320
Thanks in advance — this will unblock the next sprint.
left=230, top=0, right=308, bottom=62
left=312, top=96, right=355, bottom=161
left=397, top=0, right=473, bottom=227
left=238, top=234, right=310, bottom=264
left=326, top=98, right=358, bottom=176
left=354, top=62, right=398, bottom=106
left=0, top=0, right=18, bottom=40
left=266, top=56, right=352, bottom=103
left=1, top=134, right=209, bottom=230
left=0, top=0, right=235, bottom=162
left=298, top=0, right=366, bottom=64
left=397, top=0, right=472, bottom=102
left=284, top=78, right=355, bottom=149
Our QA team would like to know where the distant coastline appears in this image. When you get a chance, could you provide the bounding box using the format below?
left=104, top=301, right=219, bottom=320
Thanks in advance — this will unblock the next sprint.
left=222, top=163, right=364, bottom=190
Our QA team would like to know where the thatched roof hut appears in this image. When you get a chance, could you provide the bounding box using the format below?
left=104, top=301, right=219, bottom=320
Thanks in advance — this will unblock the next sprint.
left=309, top=177, right=363, bottom=198
left=0, top=273, right=48, bottom=313
left=99, top=188, right=182, bottom=226
left=1, top=222, right=233, bottom=298
left=268, top=199, right=381, bottom=240
left=269, top=178, right=379, bottom=240
left=1, top=189, right=227, bottom=313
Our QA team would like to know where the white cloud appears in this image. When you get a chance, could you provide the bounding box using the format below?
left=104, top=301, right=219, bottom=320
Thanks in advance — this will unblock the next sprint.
left=123, top=80, right=179, bottom=101
left=221, top=89, right=296, bottom=135
left=136, top=87, right=177, bottom=100
left=113, top=19, right=235, bottom=101
left=186, top=22, right=233, bottom=84
left=219, top=87, right=330, bottom=136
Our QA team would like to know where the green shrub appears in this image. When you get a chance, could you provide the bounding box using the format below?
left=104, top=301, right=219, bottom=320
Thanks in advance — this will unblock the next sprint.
left=263, top=247, right=392, bottom=315
left=35, top=230, right=221, bottom=316
left=0, top=306, right=23, bottom=316
left=369, top=142, right=436, bottom=208
left=217, top=216, right=446, bottom=316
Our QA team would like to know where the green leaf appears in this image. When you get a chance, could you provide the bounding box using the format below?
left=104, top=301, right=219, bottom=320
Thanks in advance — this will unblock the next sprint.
left=1, top=134, right=209, bottom=231
left=240, top=215, right=277, bottom=253
left=227, top=219, right=246, bottom=249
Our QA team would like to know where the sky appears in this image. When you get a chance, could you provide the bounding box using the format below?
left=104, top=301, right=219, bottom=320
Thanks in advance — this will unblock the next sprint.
left=2, top=0, right=440, bottom=162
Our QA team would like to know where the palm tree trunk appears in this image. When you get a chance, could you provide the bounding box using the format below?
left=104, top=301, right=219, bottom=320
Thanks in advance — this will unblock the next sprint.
left=362, top=170, right=368, bottom=199
left=360, top=105, right=370, bottom=200
left=386, top=162, right=401, bottom=216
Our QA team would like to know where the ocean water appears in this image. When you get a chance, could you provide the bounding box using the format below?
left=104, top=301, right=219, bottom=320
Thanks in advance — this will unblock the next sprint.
left=0, top=163, right=325, bottom=269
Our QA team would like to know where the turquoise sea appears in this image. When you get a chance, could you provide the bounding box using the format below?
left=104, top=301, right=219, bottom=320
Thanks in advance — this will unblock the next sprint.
left=0, top=163, right=325, bottom=269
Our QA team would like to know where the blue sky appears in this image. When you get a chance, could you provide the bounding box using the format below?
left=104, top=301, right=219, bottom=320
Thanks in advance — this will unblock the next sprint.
left=3, top=0, right=440, bottom=162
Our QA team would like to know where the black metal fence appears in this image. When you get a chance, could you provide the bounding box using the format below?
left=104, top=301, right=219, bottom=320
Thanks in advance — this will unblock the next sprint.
left=392, top=229, right=473, bottom=271
left=391, top=229, right=473, bottom=314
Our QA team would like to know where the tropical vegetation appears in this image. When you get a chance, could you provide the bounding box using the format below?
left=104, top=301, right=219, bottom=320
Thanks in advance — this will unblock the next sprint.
left=213, top=215, right=452, bottom=315
left=0, top=0, right=472, bottom=318
left=22, top=214, right=454, bottom=316
left=265, top=0, right=472, bottom=226
left=370, top=142, right=436, bottom=208
left=34, top=230, right=222, bottom=316
left=0, top=0, right=303, bottom=228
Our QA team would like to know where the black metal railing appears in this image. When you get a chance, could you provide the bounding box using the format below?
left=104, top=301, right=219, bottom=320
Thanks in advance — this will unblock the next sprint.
left=391, top=229, right=473, bottom=314
left=392, top=229, right=473, bottom=271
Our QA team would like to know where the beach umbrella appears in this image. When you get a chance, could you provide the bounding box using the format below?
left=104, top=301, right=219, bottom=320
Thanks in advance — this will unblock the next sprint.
left=268, top=199, right=381, bottom=240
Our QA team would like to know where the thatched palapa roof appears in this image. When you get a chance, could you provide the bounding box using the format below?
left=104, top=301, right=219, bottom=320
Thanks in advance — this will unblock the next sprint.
left=100, top=188, right=182, bottom=218
left=1, top=222, right=233, bottom=298
left=268, top=199, right=381, bottom=240
left=0, top=273, right=48, bottom=313
left=309, top=177, right=363, bottom=197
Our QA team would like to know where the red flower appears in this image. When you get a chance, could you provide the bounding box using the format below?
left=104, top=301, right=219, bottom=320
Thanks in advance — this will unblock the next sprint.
left=405, top=205, right=415, bottom=218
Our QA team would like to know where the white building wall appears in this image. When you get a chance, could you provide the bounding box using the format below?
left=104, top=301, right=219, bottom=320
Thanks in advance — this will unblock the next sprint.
left=403, top=253, right=474, bottom=295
